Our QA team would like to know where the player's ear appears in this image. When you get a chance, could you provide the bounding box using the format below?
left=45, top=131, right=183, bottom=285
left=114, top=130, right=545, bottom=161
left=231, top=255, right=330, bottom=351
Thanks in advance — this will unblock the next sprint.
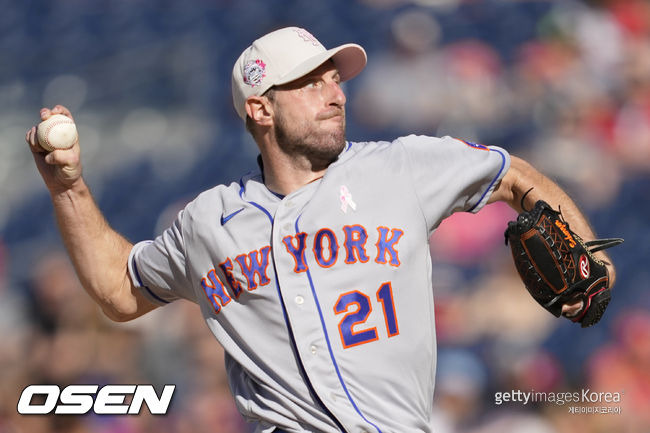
left=245, top=96, right=273, bottom=127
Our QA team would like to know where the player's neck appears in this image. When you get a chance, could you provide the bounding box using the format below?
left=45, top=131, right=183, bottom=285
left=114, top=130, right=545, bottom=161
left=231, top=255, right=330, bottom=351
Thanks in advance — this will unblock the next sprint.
left=258, top=150, right=328, bottom=196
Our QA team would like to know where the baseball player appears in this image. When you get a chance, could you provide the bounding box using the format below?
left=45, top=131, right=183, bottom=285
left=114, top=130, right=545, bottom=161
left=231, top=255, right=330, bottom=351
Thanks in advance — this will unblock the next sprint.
left=26, top=27, right=616, bottom=432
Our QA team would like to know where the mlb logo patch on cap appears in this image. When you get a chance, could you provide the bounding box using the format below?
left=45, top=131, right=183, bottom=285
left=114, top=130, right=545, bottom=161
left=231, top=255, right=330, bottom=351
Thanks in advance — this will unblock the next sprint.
left=243, top=59, right=267, bottom=88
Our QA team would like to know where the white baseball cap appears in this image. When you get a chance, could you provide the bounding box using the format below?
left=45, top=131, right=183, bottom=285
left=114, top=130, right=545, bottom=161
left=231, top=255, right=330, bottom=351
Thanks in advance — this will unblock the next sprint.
left=232, top=27, right=367, bottom=120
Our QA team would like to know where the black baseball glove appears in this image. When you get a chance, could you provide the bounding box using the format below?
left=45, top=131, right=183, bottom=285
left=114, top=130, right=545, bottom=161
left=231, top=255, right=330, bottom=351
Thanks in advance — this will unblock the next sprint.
left=505, top=200, right=623, bottom=327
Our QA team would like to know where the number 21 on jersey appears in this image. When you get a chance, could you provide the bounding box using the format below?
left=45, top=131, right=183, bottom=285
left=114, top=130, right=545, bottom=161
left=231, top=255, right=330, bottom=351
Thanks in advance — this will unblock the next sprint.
left=333, top=282, right=399, bottom=349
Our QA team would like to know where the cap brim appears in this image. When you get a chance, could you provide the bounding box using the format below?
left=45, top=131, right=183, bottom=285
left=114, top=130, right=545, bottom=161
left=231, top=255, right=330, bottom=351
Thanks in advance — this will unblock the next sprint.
left=275, top=43, right=367, bottom=87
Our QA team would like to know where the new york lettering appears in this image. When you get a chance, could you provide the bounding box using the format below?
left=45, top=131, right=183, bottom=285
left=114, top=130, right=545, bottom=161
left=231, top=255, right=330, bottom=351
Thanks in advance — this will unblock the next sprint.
left=201, top=225, right=404, bottom=314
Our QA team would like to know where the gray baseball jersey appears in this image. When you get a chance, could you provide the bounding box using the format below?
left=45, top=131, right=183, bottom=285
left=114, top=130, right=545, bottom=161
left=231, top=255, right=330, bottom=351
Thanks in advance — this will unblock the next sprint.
left=128, top=134, right=510, bottom=433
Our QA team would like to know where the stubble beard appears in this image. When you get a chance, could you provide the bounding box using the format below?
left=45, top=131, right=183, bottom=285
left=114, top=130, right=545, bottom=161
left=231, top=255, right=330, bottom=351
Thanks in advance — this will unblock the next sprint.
left=274, top=110, right=347, bottom=171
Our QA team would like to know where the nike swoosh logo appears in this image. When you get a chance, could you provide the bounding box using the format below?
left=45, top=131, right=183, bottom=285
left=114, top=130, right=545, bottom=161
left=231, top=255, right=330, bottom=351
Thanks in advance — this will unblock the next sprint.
left=220, top=208, right=244, bottom=225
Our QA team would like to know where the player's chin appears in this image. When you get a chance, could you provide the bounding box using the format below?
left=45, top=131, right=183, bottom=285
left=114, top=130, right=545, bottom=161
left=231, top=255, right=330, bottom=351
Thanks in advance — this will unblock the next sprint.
left=327, top=129, right=346, bottom=152
left=321, top=118, right=345, bottom=139
left=310, top=134, right=346, bottom=164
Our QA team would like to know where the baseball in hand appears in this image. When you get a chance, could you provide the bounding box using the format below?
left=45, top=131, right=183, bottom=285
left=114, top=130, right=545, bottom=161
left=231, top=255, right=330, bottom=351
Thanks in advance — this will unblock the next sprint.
left=37, top=114, right=78, bottom=152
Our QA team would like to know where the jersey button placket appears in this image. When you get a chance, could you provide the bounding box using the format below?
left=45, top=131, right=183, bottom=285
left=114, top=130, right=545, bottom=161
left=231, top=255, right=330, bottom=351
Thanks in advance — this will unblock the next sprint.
left=274, top=188, right=353, bottom=425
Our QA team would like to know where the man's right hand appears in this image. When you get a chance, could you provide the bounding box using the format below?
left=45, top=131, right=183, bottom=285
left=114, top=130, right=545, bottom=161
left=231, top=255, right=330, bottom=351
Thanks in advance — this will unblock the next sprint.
left=25, top=104, right=158, bottom=322
left=26, top=105, right=82, bottom=194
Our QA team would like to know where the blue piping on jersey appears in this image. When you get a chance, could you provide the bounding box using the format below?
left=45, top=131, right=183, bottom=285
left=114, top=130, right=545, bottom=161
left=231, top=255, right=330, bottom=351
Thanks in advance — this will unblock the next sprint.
left=131, top=255, right=170, bottom=305
left=295, top=215, right=383, bottom=433
left=239, top=178, right=275, bottom=220
left=238, top=176, right=347, bottom=433
left=467, top=147, right=507, bottom=213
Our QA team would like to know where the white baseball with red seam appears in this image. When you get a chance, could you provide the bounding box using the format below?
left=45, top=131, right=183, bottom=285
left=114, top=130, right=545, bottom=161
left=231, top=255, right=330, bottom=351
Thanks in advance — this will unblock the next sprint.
left=37, top=114, right=78, bottom=151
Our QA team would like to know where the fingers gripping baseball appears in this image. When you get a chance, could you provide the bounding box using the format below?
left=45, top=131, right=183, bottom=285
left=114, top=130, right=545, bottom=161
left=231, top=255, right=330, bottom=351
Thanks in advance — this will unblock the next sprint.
left=27, top=105, right=82, bottom=191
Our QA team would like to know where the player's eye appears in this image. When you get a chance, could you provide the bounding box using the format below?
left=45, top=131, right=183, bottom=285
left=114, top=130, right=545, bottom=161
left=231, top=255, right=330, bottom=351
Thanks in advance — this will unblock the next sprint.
left=304, top=80, right=323, bottom=89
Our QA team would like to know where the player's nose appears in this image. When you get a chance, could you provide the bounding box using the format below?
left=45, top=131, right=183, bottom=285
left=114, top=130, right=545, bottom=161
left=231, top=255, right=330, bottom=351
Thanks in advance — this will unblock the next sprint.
left=326, top=80, right=346, bottom=107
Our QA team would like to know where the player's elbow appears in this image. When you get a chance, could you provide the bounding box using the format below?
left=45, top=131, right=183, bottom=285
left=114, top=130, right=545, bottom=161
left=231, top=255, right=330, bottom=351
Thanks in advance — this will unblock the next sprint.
left=93, top=278, right=157, bottom=322
left=98, top=293, right=141, bottom=322
left=101, top=306, right=136, bottom=322
left=100, top=299, right=156, bottom=322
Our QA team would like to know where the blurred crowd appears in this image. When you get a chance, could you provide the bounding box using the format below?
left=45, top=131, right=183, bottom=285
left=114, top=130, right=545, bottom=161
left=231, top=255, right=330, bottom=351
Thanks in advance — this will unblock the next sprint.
left=1, top=0, right=649, bottom=432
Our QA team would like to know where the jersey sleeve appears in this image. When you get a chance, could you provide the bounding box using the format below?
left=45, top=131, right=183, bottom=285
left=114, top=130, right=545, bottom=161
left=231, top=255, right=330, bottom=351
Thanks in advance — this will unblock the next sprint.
left=398, top=135, right=510, bottom=231
left=127, top=209, right=197, bottom=306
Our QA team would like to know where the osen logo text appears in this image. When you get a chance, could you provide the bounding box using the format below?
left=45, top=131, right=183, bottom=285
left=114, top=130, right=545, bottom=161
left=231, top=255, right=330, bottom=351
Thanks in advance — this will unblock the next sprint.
left=17, top=384, right=175, bottom=415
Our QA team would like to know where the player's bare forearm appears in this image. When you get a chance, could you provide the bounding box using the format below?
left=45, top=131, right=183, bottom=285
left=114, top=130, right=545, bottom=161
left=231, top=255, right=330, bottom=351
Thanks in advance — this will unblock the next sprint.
left=50, top=179, right=157, bottom=321
left=490, top=156, right=616, bottom=285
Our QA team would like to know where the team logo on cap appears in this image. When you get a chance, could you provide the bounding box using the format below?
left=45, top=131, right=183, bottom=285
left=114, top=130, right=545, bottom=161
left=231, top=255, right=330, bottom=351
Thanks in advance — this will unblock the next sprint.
left=243, top=59, right=266, bottom=87
left=294, top=28, right=321, bottom=47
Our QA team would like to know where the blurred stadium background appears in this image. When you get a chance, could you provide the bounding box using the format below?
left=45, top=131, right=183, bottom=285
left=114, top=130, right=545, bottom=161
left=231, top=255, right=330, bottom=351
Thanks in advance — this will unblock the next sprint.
left=1, top=0, right=649, bottom=432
